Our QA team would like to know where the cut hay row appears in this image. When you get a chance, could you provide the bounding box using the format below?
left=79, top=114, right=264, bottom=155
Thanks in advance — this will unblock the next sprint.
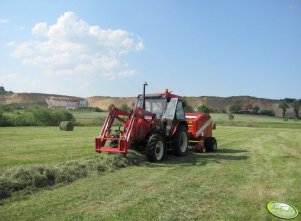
left=0, top=151, right=146, bottom=200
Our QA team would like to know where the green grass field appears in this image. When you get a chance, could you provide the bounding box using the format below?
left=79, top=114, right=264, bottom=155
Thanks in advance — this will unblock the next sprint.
left=71, top=110, right=301, bottom=128
left=210, top=113, right=301, bottom=129
left=71, top=110, right=108, bottom=125
left=0, top=115, right=300, bottom=220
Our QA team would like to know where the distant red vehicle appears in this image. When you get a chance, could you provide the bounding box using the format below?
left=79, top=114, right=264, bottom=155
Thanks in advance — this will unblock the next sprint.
left=95, top=85, right=217, bottom=161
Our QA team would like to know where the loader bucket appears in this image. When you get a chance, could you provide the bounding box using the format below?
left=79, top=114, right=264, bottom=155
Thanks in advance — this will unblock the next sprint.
left=95, top=137, right=128, bottom=155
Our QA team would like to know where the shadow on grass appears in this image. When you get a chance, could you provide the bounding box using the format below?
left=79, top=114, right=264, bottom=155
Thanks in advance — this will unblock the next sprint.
left=150, top=148, right=249, bottom=167
left=216, top=148, right=249, bottom=154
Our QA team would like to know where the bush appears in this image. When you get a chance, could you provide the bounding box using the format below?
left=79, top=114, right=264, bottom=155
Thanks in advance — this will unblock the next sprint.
left=197, top=105, right=209, bottom=114
left=229, top=104, right=241, bottom=114
left=94, top=107, right=102, bottom=112
left=120, top=104, right=130, bottom=112
left=0, top=109, right=75, bottom=127
left=0, top=112, right=9, bottom=126
left=184, top=104, right=195, bottom=113
left=51, top=110, right=74, bottom=125
left=59, top=121, right=74, bottom=131
left=252, top=105, right=260, bottom=114
left=9, top=114, right=36, bottom=126
left=33, top=109, right=74, bottom=126
left=259, top=110, right=275, bottom=116
left=229, top=114, right=234, bottom=120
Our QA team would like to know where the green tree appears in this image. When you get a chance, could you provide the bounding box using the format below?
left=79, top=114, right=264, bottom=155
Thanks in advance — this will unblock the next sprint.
left=292, top=99, right=301, bottom=119
left=93, top=107, right=102, bottom=112
left=120, top=104, right=130, bottom=112
left=0, top=86, right=5, bottom=94
left=197, top=105, right=209, bottom=113
left=182, top=98, right=194, bottom=113
left=229, top=104, right=241, bottom=113
left=279, top=101, right=289, bottom=118
left=252, top=105, right=260, bottom=114
left=33, top=109, right=52, bottom=125
left=184, top=104, right=194, bottom=113
left=0, top=111, right=8, bottom=126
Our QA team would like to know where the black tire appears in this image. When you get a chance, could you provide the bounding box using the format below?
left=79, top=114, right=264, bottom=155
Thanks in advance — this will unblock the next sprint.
left=173, top=124, right=188, bottom=156
left=205, top=137, right=217, bottom=152
left=146, top=133, right=166, bottom=162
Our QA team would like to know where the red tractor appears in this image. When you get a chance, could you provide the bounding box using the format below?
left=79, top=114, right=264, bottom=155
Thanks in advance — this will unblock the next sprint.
left=95, top=85, right=217, bottom=161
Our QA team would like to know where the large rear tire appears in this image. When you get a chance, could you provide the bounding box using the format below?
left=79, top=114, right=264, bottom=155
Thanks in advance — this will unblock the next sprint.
left=146, top=133, right=166, bottom=162
left=173, top=124, right=188, bottom=156
left=205, top=137, right=217, bottom=152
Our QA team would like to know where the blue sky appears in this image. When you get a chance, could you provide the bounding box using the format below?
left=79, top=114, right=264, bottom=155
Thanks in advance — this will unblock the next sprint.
left=0, top=0, right=300, bottom=99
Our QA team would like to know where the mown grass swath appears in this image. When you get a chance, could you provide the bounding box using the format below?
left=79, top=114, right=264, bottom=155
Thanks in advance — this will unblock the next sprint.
left=0, top=151, right=145, bottom=200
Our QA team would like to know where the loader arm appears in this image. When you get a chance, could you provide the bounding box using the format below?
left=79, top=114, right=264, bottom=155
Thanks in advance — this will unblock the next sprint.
left=95, top=107, right=156, bottom=156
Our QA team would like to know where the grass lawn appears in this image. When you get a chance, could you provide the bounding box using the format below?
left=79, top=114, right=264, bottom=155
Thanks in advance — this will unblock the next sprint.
left=0, top=127, right=100, bottom=174
left=70, top=110, right=301, bottom=128
left=71, top=110, right=108, bottom=125
left=0, top=124, right=300, bottom=220
left=211, top=113, right=301, bottom=129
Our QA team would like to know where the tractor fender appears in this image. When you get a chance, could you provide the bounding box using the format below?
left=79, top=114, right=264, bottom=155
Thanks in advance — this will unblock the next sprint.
left=171, top=121, right=188, bottom=137
left=136, top=118, right=152, bottom=142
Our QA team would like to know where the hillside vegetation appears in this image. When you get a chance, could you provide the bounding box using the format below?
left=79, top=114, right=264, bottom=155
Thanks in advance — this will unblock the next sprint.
left=1, top=91, right=300, bottom=118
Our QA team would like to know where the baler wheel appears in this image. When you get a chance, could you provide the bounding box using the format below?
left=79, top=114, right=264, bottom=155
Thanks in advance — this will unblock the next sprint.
left=205, top=137, right=217, bottom=152
left=146, top=133, right=166, bottom=162
left=173, top=124, right=188, bottom=156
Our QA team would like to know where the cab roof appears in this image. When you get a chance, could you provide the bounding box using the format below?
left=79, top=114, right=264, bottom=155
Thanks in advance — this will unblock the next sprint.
left=137, top=89, right=183, bottom=101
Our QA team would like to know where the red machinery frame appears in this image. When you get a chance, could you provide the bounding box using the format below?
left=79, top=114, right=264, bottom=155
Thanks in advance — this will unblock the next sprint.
left=95, top=107, right=157, bottom=155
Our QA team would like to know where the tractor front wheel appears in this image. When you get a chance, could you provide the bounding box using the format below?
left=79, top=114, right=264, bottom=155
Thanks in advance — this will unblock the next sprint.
left=173, top=124, right=188, bottom=156
left=146, top=133, right=166, bottom=162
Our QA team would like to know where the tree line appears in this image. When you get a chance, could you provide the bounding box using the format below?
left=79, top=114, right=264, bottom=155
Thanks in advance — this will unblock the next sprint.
left=0, top=108, right=74, bottom=127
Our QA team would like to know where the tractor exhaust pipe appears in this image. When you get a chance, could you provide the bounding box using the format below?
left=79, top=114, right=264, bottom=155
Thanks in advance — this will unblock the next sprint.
left=143, top=82, right=148, bottom=109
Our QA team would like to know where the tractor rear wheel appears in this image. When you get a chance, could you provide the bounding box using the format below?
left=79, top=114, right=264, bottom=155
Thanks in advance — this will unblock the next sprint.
left=205, top=137, right=217, bottom=152
left=173, top=124, right=188, bottom=156
left=146, top=133, right=166, bottom=162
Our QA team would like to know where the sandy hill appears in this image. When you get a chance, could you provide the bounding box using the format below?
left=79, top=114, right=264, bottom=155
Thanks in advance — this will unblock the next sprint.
left=86, top=96, right=136, bottom=110
left=87, top=95, right=295, bottom=118
left=0, top=92, right=296, bottom=118
left=0, top=93, right=84, bottom=107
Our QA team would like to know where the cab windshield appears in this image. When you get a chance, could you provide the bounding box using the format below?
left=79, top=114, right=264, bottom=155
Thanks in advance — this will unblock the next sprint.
left=136, top=98, right=166, bottom=119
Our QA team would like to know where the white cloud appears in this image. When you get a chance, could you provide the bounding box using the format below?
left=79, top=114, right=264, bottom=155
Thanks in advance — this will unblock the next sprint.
left=32, top=22, right=48, bottom=35
left=9, top=11, right=143, bottom=78
left=5, top=41, right=16, bottom=47
left=0, top=18, right=8, bottom=24
left=136, top=41, right=144, bottom=51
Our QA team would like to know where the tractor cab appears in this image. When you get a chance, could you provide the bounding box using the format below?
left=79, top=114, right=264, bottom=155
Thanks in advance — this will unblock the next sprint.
left=136, top=95, right=166, bottom=119
left=136, top=90, right=186, bottom=121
